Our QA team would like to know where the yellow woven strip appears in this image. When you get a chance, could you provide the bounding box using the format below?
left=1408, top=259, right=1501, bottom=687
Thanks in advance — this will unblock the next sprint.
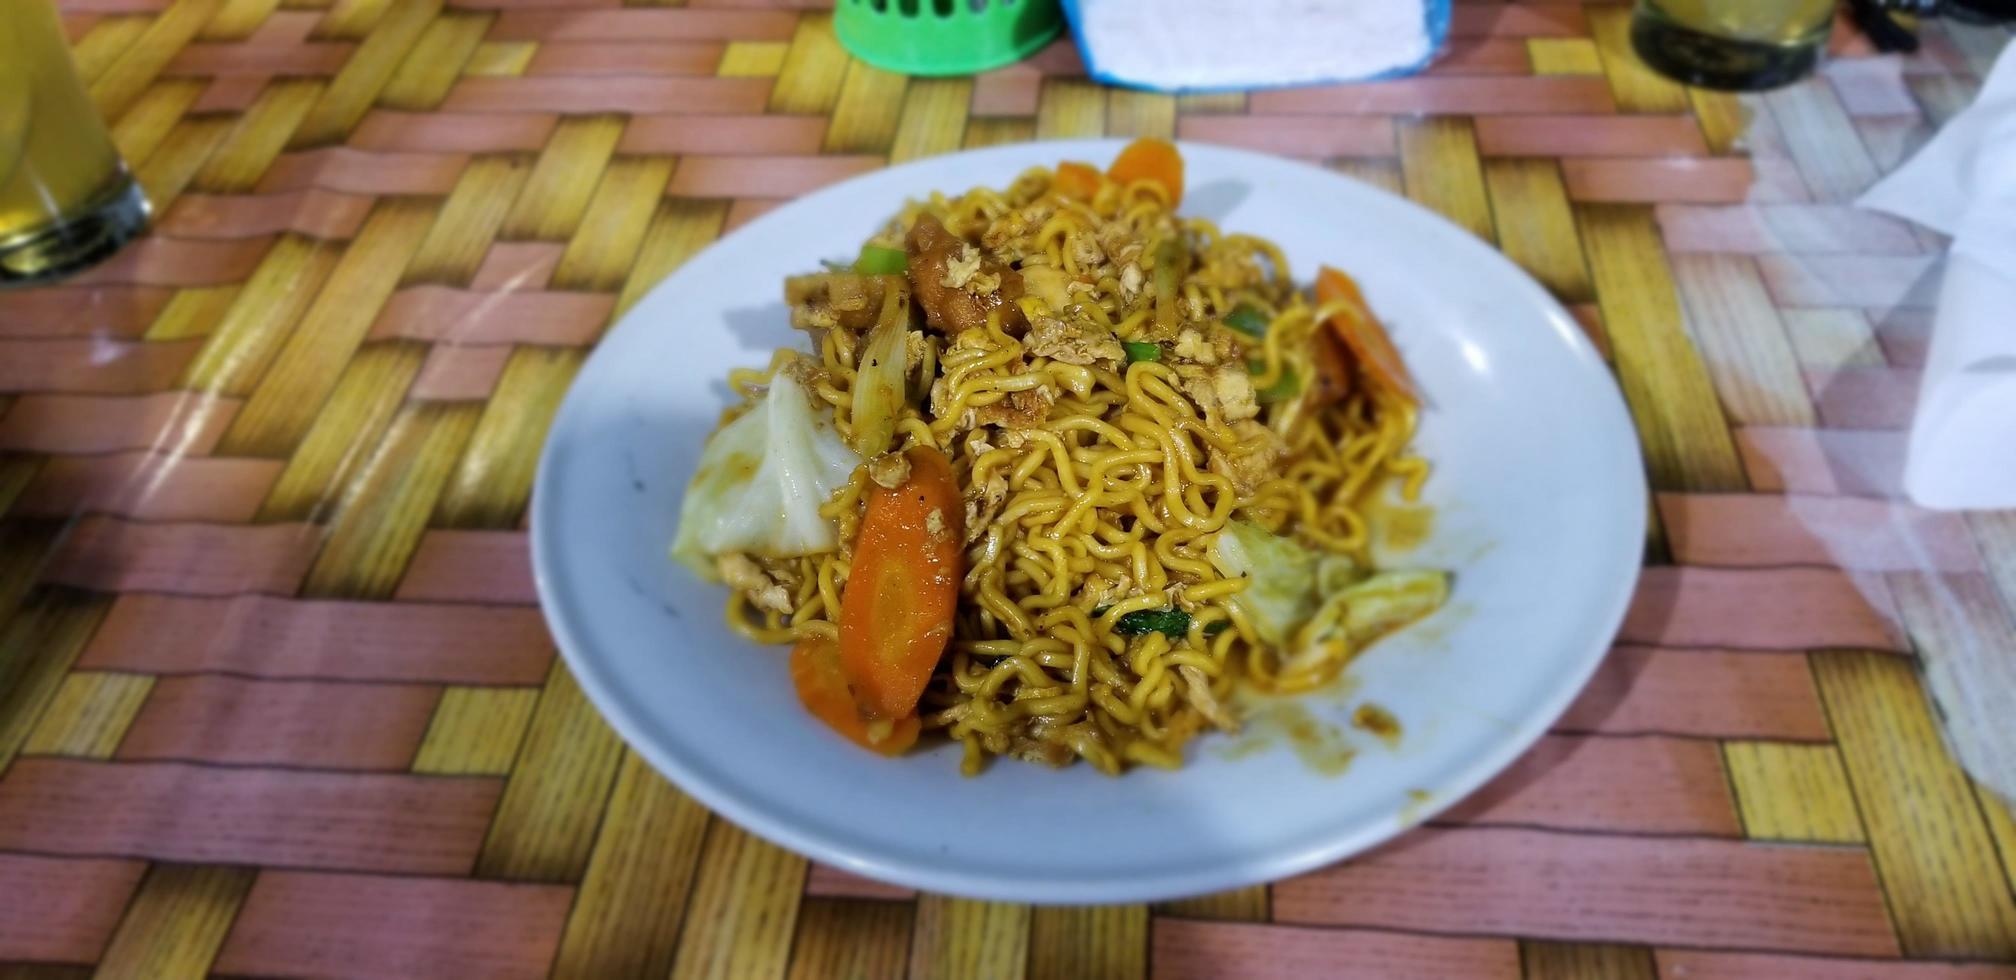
left=0, top=454, right=38, bottom=525
left=220, top=199, right=440, bottom=456
left=183, top=235, right=344, bottom=397
left=1780, top=309, right=1883, bottom=369
left=1762, top=76, right=1881, bottom=203
left=317, top=0, right=391, bottom=38
left=193, top=78, right=326, bottom=193
left=1176, top=92, right=1246, bottom=114
left=247, top=338, right=429, bottom=516
left=552, top=752, right=713, bottom=979
left=199, top=0, right=281, bottom=40
left=301, top=401, right=482, bottom=598
left=1522, top=941, right=1657, bottom=980
left=0, top=531, right=61, bottom=643
left=1575, top=204, right=1747, bottom=492
left=1689, top=90, right=1750, bottom=155
left=1528, top=38, right=1604, bottom=76
left=465, top=41, right=537, bottom=77
left=890, top=79, right=972, bottom=164
left=405, top=154, right=537, bottom=286
left=668, top=821, right=808, bottom=980
left=1400, top=117, right=1496, bottom=244
left=378, top=10, right=494, bottom=111
left=769, top=14, right=848, bottom=114
left=291, top=0, right=445, bottom=147
left=1811, top=649, right=2016, bottom=958
left=552, top=157, right=678, bottom=293
left=1036, top=79, right=1105, bottom=139
left=135, top=116, right=234, bottom=215
left=1106, top=90, right=1175, bottom=140
left=1668, top=254, right=1817, bottom=427
left=94, top=866, right=257, bottom=980
left=21, top=672, right=154, bottom=759
left=1153, top=886, right=1266, bottom=923
left=615, top=197, right=730, bottom=318
left=501, top=115, right=627, bottom=241
left=1977, top=783, right=2016, bottom=899
left=718, top=41, right=787, bottom=78
left=1587, top=5, right=1689, bottom=113
left=909, top=897, right=1029, bottom=980
left=826, top=60, right=909, bottom=154
left=90, top=0, right=226, bottom=121
left=0, top=591, right=113, bottom=773
left=412, top=686, right=540, bottom=775
left=110, top=78, right=204, bottom=166
left=1483, top=158, right=1593, bottom=304
left=434, top=348, right=587, bottom=529
left=72, top=17, right=155, bottom=85
left=962, top=118, right=1032, bottom=150
left=476, top=660, right=627, bottom=882
left=1028, top=905, right=1148, bottom=980
left=146, top=286, right=244, bottom=342
left=785, top=898, right=914, bottom=980
left=1724, top=741, right=1867, bottom=843
left=1329, top=158, right=1404, bottom=196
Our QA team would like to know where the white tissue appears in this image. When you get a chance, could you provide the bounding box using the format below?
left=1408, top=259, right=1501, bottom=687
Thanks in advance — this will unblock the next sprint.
left=1067, top=0, right=1435, bottom=93
left=1858, top=45, right=2016, bottom=510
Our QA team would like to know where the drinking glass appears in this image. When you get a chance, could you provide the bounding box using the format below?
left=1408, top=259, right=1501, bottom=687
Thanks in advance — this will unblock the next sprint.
left=0, top=0, right=151, bottom=286
left=1631, top=0, right=1838, bottom=91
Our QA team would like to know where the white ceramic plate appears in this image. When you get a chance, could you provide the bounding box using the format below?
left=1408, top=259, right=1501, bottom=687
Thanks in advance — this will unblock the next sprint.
left=531, top=140, right=1646, bottom=904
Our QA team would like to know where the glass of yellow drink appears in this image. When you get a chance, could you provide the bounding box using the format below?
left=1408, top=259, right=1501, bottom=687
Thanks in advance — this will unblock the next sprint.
left=1632, top=0, right=1838, bottom=90
left=0, top=0, right=151, bottom=286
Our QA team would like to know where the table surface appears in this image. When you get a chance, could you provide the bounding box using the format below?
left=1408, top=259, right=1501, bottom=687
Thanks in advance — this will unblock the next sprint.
left=3, top=1, right=2015, bottom=977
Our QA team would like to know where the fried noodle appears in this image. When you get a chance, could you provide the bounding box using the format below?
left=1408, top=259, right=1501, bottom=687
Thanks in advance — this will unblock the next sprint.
left=713, top=163, right=1430, bottom=774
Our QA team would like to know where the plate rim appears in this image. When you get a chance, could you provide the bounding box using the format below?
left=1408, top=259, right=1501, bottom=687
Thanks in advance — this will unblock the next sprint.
left=530, top=138, right=1649, bottom=904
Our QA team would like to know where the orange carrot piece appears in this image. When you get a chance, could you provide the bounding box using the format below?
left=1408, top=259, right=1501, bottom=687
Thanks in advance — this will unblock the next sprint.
left=1054, top=160, right=1103, bottom=201
left=790, top=637, right=920, bottom=755
left=838, top=446, right=964, bottom=719
left=1316, top=264, right=1417, bottom=403
left=1107, top=137, right=1185, bottom=207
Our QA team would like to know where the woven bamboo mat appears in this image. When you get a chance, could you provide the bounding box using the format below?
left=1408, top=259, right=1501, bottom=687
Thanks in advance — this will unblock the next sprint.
left=0, top=0, right=2014, bottom=977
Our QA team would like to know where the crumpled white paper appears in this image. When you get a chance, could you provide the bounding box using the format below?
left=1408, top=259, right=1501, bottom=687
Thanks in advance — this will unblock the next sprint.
left=1859, top=43, right=2016, bottom=510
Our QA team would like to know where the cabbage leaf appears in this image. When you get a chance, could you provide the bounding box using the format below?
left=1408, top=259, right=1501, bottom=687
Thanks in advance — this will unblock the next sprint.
left=1210, top=520, right=1446, bottom=661
left=672, top=372, right=860, bottom=578
left=1209, top=521, right=1361, bottom=644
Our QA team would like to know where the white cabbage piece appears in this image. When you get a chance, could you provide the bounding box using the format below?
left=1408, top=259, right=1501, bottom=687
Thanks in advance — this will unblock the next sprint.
left=1208, top=521, right=1363, bottom=645
left=671, top=372, right=860, bottom=578
left=1337, top=570, right=1448, bottom=647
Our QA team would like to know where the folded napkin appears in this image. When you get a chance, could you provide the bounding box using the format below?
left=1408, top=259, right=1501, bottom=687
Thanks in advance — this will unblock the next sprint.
left=1063, top=0, right=1449, bottom=93
left=1858, top=44, right=2016, bottom=510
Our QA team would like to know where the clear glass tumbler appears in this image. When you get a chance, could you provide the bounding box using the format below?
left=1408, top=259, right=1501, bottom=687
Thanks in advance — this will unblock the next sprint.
left=0, top=0, right=151, bottom=286
left=1631, top=0, right=1838, bottom=91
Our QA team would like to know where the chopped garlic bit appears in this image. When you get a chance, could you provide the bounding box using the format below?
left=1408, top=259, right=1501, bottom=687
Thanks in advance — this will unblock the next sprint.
left=867, top=451, right=912, bottom=489
left=1119, top=262, right=1145, bottom=300
left=942, top=243, right=983, bottom=290
left=717, top=553, right=793, bottom=614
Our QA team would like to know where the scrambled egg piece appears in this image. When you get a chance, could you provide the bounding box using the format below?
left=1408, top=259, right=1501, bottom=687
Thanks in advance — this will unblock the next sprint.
left=717, top=553, right=793, bottom=614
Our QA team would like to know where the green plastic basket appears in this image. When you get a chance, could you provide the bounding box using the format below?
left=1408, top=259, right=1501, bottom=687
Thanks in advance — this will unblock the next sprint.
left=835, top=0, right=1065, bottom=77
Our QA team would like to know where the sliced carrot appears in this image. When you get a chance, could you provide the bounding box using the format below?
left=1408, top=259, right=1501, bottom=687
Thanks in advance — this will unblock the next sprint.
left=838, top=446, right=964, bottom=719
left=790, top=637, right=920, bottom=755
left=1316, top=264, right=1417, bottom=403
left=1053, top=160, right=1103, bottom=201
left=1107, top=137, right=1184, bottom=207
